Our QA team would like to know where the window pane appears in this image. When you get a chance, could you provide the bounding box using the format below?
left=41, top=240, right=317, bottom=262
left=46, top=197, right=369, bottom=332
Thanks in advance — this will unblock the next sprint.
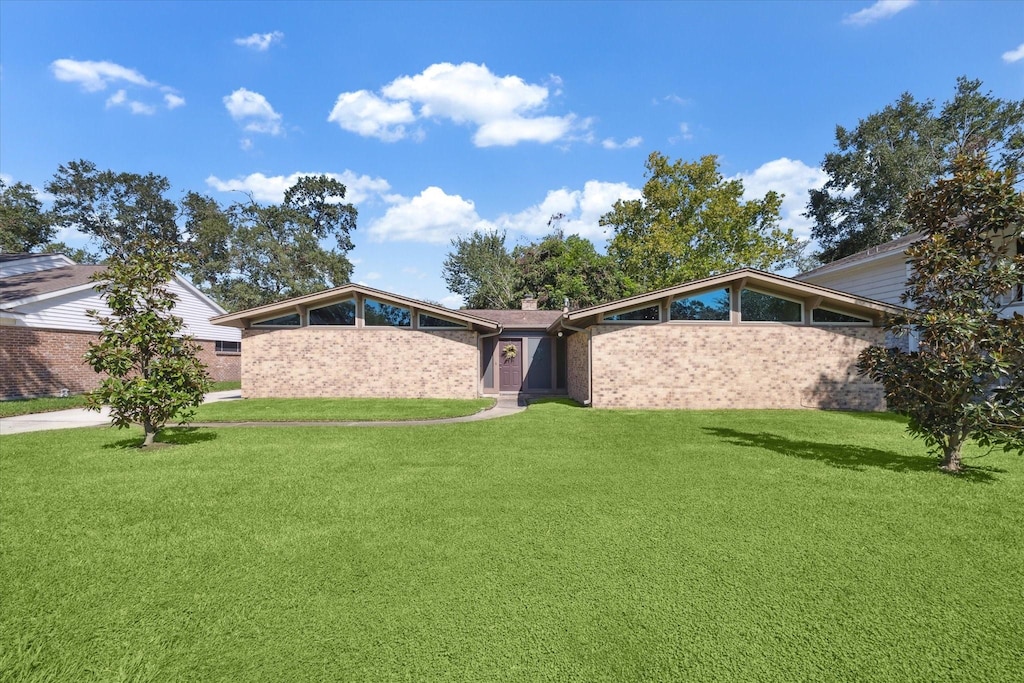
left=606, top=305, right=659, bottom=322
left=741, top=290, right=801, bottom=322
left=309, top=300, right=356, bottom=325
left=364, top=298, right=411, bottom=327
left=670, top=287, right=730, bottom=321
left=812, top=308, right=870, bottom=324
left=253, top=312, right=300, bottom=326
left=419, top=313, right=465, bottom=328
left=215, top=341, right=241, bottom=353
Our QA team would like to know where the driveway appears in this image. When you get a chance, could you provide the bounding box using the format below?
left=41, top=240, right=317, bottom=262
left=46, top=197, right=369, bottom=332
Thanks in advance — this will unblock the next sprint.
left=0, top=390, right=243, bottom=436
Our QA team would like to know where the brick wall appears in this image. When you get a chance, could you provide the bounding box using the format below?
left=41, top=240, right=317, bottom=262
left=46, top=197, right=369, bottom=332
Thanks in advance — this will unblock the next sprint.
left=589, top=324, right=886, bottom=411
left=566, top=330, right=590, bottom=404
left=0, top=326, right=240, bottom=400
left=241, top=327, right=479, bottom=399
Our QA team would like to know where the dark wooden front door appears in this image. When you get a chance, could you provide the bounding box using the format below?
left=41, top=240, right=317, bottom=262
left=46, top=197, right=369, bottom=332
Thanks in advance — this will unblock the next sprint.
left=498, top=340, right=523, bottom=392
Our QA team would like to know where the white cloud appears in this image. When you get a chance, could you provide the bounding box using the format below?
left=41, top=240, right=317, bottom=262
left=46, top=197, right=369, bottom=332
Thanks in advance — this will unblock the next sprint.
left=495, top=180, right=641, bottom=240
left=474, top=115, right=574, bottom=147
left=51, top=58, right=155, bottom=92
left=51, top=58, right=179, bottom=114
left=735, top=157, right=827, bottom=241
left=329, top=62, right=582, bottom=147
left=602, top=136, right=643, bottom=150
left=364, top=272, right=382, bottom=280
left=240, top=138, right=254, bottom=151
left=104, top=88, right=155, bottom=115
left=105, top=89, right=127, bottom=107
left=1003, top=43, right=1024, bottom=63
left=439, top=294, right=465, bottom=309
left=368, top=187, right=495, bottom=244
left=234, top=31, right=284, bottom=51
left=223, top=88, right=283, bottom=135
left=164, top=93, right=186, bottom=109
left=670, top=122, right=694, bottom=143
left=205, top=170, right=391, bottom=205
left=327, top=90, right=416, bottom=142
left=843, top=0, right=916, bottom=26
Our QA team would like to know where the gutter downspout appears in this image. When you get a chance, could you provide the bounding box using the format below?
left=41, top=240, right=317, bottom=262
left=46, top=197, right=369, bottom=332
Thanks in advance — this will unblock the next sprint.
left=559, top=319, right=593, bottom=407
left=478, top=326, right=504, bottom=396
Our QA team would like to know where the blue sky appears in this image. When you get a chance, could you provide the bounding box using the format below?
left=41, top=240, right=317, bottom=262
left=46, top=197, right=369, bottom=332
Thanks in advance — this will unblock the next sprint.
left=2, top=0, right=1022, bottom=307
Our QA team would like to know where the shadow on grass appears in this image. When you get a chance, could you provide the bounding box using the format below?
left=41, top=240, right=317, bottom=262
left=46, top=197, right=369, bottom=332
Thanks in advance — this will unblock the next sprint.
left=102, top=427, right=217, bottom=450
left=528, top=397, right=583, bottom=408
left=701, top=427, right=1002, bottom=483
left=841, top=411, right=909, bottom=425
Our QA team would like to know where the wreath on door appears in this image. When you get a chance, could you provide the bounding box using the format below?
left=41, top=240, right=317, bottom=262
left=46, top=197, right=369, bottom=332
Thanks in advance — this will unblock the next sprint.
left=502, top=343, right=517, bottom=361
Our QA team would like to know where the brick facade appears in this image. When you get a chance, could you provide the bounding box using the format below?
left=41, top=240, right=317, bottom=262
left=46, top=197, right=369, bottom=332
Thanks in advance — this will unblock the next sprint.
left=566, top=330, right=590, bottom=404
left=241, top=327, right=479, bottom=399
left=587, top=323, right=885, bottom=410
left=0, top=326, right=240, bottom=400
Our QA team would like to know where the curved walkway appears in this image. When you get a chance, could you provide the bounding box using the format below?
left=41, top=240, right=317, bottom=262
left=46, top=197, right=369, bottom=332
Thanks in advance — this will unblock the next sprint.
left=0, top=393, right=526, bottom=435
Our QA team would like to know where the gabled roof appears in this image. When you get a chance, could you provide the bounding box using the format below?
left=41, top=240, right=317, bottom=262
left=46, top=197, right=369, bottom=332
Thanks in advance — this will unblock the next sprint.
left=0, top=265, right=106, bottom=306
left=462, top=309, right=562, bottom=330
left=797, top=232, right=923, bottom=280
left=211, top=283, right=501, bottom=331
left=551, top=268, right=903, bottom=331
left=0, top=264, right=229, bottom=316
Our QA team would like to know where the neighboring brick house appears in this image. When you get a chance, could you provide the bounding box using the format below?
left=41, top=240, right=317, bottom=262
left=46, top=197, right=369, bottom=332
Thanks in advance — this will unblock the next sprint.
left=212, top=270, right=900, bottom=411
left=0, top=253, right=241, bottom=400
left=796, top=232, right=1024, bottom=351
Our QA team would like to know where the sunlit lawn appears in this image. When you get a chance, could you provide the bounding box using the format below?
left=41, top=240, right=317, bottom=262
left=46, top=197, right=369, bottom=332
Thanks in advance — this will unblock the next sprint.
left=1, top=402, right=1021, bottom=681
left=191, top=396, right=494, bottom=422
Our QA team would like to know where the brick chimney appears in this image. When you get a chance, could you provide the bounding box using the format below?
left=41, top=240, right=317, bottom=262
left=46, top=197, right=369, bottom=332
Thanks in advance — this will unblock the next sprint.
left=521, top=296, right=538, bottom=311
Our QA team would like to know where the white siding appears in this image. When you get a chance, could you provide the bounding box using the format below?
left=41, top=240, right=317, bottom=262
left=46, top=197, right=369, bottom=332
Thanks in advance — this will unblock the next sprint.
left=801, top=254, right=909, bottom=306
left=0, top=254, right=75, bottom=277
left=11, top=282, right=239, bottom=342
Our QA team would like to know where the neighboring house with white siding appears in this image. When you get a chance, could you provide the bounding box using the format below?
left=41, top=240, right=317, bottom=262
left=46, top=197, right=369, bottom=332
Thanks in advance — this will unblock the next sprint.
left=0, top=253, right=240, bottom=399
left=797, top=232, right=1024, bottom=350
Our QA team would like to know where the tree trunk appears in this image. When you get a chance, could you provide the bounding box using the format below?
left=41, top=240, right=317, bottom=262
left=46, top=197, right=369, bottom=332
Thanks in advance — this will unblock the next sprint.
left=940, top=433, right=963, bottom=473
left=142, top=421, right=156, bottom=448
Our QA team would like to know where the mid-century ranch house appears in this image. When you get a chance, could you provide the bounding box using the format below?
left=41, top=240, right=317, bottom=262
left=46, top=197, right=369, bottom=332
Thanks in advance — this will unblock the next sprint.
left=212, top=268, right=900, bottom=411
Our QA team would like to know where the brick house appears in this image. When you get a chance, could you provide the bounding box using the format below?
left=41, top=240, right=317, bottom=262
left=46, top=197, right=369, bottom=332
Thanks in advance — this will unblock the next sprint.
left=212, top=269, right=899, bottom=411
left=0, top=253, right=241, bottom=400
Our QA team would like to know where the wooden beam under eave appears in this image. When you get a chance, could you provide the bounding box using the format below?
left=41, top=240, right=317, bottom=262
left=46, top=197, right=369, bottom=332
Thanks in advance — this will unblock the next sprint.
left=730, top=277, right=747, bottom=324
left=803, top=296, right=823, bottom=325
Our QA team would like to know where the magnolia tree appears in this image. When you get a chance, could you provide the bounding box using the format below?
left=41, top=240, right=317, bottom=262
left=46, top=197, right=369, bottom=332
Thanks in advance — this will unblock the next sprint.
left=84, top=240, right=211, bottom=447
left=858, top=154, right=1024, bottom=473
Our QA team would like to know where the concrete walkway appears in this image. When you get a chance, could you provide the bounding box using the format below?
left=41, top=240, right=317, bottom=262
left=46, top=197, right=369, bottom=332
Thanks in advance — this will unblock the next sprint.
left=0, top=393, right=526, bottom=435
left=0, top=390, right=243, bottom=436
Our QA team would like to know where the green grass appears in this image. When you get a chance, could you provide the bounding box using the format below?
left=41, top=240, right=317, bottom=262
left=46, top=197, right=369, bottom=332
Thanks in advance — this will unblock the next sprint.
left=191, top=396, right=495, bottom=422
left=209, top=381, right=241, bottom=392
left=1, top=404, right=1021, bottom=681
left=0, top=394, right=88, bottom=418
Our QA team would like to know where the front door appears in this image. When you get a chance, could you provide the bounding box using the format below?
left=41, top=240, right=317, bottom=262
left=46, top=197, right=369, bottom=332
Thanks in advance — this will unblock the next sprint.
left=498, top=339, right=523, bottom=392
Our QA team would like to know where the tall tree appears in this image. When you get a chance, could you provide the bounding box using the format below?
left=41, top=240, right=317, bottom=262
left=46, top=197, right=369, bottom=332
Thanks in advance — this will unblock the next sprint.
left=857, top=154, right=1024, bottom=473
left=0, top=179, right=55, bottom=253
left=602, top=152, right=796, bottom=292
left=809, top=77, right=1024, bottom=262
left=512, top=229, right=627, bottom=309
left=209, top=175, right=357, bottom=311
left=442, top=230, right=519, bottom=309
left=46, top=160, right=180, bottom=258
left=84, top=237, right=211, bottom=448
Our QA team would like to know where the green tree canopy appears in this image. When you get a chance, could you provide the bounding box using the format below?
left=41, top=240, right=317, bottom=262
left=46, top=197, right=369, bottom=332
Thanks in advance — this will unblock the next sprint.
left=0, top=179, right=56, bottom=253
left=512, top=229, right=627, bottom=309
left=602, top=152, right=797, bottom=292
left=46, top=160, right=180, bottom=259
left=809, top=77, right=1024, bottom=262
left=442, top=229, right=520, bottom=309
left=857, top=154, right=1024, bottom=473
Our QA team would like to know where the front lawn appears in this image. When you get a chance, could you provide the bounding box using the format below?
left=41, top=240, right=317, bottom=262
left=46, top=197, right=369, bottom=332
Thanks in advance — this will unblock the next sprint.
left=190, top=396, right=495, bottom=422
left=0, top=394, right=89, bottom=418
left=1, top=404, right=1021, bottom=681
